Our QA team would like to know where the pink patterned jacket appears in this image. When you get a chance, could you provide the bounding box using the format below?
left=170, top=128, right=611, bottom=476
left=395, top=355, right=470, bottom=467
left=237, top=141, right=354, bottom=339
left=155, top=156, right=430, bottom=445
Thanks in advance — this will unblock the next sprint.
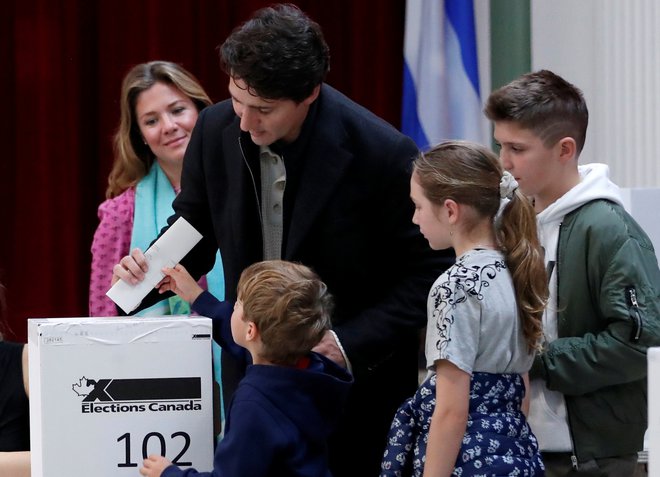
left=89, top=188, right=135, bottom=316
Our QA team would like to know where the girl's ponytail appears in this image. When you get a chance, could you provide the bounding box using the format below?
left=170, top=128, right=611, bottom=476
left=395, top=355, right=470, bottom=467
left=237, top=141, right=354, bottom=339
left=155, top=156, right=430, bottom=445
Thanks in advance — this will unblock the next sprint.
left=496, top=182, right=547, bottom=352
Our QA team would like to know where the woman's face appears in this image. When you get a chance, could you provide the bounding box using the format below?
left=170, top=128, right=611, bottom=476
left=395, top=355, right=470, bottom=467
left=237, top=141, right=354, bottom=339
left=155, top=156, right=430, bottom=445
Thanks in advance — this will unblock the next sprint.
left=135, top=82, right=199, bottom=166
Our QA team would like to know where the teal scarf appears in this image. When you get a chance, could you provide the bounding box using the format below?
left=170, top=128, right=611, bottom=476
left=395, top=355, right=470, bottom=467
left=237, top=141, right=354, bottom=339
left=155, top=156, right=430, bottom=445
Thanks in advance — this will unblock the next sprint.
left=131, top=162, right=226, bottom=437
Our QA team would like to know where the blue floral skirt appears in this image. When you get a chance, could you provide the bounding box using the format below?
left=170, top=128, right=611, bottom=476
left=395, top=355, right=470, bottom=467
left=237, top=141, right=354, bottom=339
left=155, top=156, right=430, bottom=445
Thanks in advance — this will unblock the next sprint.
left=381, top=372, right=544, bottom=477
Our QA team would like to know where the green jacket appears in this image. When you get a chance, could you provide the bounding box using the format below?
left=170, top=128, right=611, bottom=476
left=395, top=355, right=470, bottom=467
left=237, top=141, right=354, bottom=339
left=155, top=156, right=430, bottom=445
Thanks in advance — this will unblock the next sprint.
left=531, top=199, right=660, bottom=462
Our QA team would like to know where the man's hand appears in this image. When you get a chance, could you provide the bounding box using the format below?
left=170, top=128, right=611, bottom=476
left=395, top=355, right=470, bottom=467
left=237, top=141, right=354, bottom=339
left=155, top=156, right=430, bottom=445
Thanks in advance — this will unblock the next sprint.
left=313, top=330, right=347, bottom=368
left=112, top=248, right=149, bottom=286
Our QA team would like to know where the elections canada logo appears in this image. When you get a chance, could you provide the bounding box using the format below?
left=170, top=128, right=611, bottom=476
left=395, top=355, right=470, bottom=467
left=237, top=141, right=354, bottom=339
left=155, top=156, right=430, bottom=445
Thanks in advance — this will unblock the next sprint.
left=72, top=377, right=203, bottom=414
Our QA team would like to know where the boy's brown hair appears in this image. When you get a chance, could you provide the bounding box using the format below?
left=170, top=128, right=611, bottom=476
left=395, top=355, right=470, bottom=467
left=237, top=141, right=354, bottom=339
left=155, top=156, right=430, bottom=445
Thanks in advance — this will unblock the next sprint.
left=485, top=69, right=589, bottom=156
left=237, top=260, right=332, bottom=365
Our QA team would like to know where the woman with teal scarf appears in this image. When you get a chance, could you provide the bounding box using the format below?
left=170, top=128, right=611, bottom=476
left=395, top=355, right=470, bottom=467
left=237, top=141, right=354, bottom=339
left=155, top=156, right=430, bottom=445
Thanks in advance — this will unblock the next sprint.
left=89, top=61, right=226, bottom=437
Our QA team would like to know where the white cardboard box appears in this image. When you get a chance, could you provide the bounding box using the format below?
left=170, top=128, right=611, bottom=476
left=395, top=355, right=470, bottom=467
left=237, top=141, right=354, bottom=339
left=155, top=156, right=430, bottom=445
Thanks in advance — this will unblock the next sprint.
left=650, top=348, right=660, bottom=476
left=28, top=316, right=214, bottom=477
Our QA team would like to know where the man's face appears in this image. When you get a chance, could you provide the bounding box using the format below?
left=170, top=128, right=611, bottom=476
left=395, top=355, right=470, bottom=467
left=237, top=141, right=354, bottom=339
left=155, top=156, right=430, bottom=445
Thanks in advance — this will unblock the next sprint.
left=228, top=77, right=318, bottom=146
left=493, top=120, right=563, bottom=206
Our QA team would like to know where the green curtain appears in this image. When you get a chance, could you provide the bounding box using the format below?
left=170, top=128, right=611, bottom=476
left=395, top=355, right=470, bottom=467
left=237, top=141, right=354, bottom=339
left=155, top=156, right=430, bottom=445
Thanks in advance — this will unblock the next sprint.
left=488, top=0, right=531, bottom=146
left=490, top=0, right=531, bottom=91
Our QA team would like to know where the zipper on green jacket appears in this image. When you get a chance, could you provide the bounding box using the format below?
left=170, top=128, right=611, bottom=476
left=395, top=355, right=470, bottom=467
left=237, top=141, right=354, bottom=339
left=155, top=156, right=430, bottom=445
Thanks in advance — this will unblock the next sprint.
left=626, top=286, right=643, bottom=342
left=557, top=222, right=579, bottom=469
left=562, top=393, right=580, bottom=470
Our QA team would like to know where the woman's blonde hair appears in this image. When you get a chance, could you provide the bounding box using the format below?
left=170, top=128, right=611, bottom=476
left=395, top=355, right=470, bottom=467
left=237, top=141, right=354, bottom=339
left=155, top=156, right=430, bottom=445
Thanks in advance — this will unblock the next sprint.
left=237, top=260, right=333, bottom=365
left=106, top=61, right=212, bottom=199
left=414, top=140, right=547, bottom=352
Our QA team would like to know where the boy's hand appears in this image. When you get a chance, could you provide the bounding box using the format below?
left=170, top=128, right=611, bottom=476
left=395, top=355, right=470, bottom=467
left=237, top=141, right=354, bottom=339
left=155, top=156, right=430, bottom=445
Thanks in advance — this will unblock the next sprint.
left=159, top=264, right=204, bottom=304
left=139, top=455, right=172, bottom=477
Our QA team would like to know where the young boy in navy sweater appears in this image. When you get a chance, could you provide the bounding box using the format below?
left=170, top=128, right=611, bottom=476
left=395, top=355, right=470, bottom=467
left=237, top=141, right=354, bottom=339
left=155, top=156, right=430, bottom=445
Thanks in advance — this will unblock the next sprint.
left=140, top=260, right=353, bottom=477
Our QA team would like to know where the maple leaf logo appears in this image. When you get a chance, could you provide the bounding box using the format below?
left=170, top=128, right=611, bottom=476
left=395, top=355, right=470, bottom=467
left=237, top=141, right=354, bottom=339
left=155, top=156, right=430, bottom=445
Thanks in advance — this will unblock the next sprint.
left=71, top=377, right=96, bottom=397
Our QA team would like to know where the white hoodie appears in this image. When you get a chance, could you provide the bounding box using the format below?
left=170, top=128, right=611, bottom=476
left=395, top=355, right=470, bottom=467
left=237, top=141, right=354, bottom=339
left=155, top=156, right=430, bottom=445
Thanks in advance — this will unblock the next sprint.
left=528, top=163, right=623, bottom=451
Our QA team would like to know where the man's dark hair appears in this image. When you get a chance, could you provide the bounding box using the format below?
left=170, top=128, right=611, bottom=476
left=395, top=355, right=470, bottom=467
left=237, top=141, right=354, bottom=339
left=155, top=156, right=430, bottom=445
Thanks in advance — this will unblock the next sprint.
left=485, top=69, right=589, bottom=155
left=219, top=3, right=330, bottom=102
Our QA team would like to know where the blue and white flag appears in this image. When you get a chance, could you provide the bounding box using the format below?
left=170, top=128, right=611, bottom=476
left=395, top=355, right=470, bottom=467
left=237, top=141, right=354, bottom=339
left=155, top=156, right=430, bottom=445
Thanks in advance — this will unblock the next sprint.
left=402, top=0, right=486, bottom=151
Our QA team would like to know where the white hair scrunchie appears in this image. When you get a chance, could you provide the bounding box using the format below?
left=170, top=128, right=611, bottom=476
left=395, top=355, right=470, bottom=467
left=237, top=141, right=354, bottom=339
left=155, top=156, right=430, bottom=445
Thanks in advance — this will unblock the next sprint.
left=495, top=171, right=519, bottom=227
left=499, top=171, right=519, bottom=199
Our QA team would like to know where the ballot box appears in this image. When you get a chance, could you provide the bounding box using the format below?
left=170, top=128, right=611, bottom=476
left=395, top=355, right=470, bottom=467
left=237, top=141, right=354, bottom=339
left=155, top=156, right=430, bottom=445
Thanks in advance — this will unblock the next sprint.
left=649, top=347, right=660, bottom=476
left=28, top=316, right=214, bottom=477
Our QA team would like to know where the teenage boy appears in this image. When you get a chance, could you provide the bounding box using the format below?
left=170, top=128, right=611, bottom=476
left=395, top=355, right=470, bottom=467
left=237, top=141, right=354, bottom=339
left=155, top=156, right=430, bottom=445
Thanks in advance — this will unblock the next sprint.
left=485, top=69, right=660, bottom=476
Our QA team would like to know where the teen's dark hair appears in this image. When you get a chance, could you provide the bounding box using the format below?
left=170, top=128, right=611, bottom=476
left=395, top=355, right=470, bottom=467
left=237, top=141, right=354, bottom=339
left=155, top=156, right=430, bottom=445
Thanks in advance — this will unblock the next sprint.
left=219, top=3, right=330, bottom=102
left=414, top=141, right=547, bottom=351
left=485, top=69, right=589, bottom=155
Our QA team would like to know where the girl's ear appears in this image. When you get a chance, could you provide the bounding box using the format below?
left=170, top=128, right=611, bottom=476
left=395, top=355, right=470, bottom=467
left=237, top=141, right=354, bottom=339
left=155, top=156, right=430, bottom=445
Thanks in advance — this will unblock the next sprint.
left=444, top=199, right=460, bottom=225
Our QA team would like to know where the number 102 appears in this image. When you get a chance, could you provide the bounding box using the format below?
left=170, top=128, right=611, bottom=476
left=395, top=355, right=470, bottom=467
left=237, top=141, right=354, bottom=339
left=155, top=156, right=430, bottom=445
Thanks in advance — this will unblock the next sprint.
left=117, top=431, right=192, bottom=468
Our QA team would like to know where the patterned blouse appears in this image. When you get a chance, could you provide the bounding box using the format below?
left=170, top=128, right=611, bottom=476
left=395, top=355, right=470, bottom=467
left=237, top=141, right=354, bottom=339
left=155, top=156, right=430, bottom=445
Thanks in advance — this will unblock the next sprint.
left=381, top=248, right=544, bottom=476
left=425, top=248, right=534, bottom=375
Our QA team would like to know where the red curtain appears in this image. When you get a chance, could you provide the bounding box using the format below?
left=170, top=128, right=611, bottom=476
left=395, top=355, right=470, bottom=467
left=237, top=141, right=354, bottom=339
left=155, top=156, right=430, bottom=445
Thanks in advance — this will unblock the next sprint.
left=1, top=0, right=407, bottom=341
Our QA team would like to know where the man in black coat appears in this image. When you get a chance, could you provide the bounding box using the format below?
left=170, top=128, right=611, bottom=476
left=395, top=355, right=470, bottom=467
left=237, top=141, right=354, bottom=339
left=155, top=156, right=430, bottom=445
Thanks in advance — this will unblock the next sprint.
left=114, top=4, right=452, bottom=475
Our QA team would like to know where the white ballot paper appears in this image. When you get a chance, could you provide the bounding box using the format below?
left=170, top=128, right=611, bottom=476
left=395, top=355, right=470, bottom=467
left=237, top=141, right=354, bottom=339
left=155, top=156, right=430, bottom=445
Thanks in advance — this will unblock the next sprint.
left=106, top=217, right=202, bottom=314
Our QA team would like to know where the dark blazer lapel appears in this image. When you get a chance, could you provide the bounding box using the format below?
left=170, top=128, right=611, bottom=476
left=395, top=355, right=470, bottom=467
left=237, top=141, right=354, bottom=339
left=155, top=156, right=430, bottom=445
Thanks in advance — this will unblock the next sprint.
left=285, top=126, right=353, bottom=258
left=224, top=124, right=250, bottom=224
left=222, top=123, right=262, bottom=273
